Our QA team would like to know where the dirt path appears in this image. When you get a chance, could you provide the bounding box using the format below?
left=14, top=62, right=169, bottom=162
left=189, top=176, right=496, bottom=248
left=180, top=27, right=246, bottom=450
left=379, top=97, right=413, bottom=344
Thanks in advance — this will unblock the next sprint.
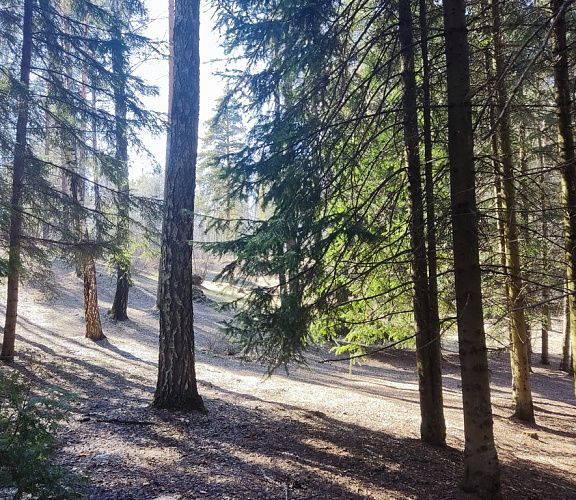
left=2, top=261, right=576, bottom=499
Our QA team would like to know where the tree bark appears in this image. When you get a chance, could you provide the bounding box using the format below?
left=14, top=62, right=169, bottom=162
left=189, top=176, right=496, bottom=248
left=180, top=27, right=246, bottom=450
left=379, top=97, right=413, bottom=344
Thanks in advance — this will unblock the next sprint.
left=70, top=153, right=105, bottom=341
left=552, top=0, right=576, bottom=395
left=153, top=0, right=205, bottom=411
left=539, top=152, right=550, bottom=366
left=560, top=287, right=571, bottom=372
left=110, top=1, right=131, bottom=322
left=442, top=0, right=502, bottom=497
left=83, top=254, right=105, bottom=341
left=490, top=0, right=534, bottom=424
left=419, top=0, right=441, bottom=357
left=156, top=0, right=175, bottom=309
left=399, top=0, right=446, bottom=447
left=1, top=0, right=34, bottom=362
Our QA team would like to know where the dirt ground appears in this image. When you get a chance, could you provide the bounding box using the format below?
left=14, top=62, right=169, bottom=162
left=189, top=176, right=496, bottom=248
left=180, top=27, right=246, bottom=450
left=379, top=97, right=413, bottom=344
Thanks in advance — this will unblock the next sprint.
left=1, top=259, right=575, bottom=499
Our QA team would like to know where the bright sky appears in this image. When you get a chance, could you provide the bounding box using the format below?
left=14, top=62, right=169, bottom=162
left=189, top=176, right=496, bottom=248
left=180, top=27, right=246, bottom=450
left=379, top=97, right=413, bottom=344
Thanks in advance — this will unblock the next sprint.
left=135, top=0, right=225, bottom=176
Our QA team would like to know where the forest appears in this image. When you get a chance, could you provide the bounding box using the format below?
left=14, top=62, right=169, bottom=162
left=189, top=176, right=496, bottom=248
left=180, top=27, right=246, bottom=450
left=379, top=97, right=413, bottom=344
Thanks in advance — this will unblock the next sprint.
left=0, top=0, right=575, bottom=499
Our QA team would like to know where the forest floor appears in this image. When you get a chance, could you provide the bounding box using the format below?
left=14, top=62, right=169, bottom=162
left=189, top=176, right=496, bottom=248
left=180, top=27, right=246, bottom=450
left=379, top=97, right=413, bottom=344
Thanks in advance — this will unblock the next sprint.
left=1, top=258, right=575, bottom=499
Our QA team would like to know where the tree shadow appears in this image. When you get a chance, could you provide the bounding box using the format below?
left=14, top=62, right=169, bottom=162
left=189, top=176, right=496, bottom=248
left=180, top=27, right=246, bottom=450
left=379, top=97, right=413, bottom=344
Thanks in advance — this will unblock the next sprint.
left=55, top=387, right=576, bottom=500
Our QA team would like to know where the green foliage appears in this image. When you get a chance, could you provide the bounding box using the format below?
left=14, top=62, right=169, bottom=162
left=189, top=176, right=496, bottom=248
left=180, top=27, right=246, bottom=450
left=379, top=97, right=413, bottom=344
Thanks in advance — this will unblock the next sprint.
left=0, top=0, right=164, bottom=280
left=205, top=0, right=427, bottom=369
left=106, top=241, right=134, bottom=286
left=0, top=369, right=81, bottom=499
left=0, top=258, right=8, bottom=278
left=198, top=93, right=250, bottom=230
left=203, top=0, right=572, bottom=377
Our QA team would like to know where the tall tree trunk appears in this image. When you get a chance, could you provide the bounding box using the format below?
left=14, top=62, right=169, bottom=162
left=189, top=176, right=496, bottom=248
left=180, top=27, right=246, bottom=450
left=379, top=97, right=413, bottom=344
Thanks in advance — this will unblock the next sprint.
left=156, top=0, right=175, bottom=309
left=399, top=0, right=446, bottom=447
left=560, top=278, right=573, bottom=373
left=419, top=0, right=441, bottom=356
left=540, top=289, right=551, bottom=366
left=552, top=0, right=576, bottom=395
left=1, top=0, right=34, bottom=362
left=519, top=125, right=532, bottom=368
left=92, top=89, right=102, bottom=242
left=491, top=0, right=534, bottom=424
left=153, top=0, right=205, bottom=411
left=110, top=1, right=131, bottom=321
left=442, top=1, right=502, bottom=497
left=539, top=148, right=550, bottom=366
left=70, top=148, right=105, bottom=341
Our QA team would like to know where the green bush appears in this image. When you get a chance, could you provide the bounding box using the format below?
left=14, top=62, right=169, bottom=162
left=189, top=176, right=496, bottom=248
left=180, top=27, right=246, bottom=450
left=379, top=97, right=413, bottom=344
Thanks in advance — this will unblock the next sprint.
left=0, top=369, right=80, bottom=499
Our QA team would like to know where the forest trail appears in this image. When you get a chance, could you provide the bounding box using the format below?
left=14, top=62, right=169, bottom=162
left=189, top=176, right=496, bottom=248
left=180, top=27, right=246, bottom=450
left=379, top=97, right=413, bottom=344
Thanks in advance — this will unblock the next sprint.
left=2, top=260, right=576, bottom=499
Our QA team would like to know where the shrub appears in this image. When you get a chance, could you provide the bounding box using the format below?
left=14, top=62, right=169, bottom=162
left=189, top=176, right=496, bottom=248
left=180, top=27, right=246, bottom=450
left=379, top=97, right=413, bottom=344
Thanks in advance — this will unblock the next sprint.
left=0, top=369, right=80, bottom=499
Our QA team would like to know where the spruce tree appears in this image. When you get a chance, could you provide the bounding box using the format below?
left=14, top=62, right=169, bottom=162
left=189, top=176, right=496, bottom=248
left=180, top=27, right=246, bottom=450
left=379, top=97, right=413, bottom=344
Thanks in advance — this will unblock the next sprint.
left=0, top=0, right=162, bottom=356
left=442, top=0, right=501, bottom=495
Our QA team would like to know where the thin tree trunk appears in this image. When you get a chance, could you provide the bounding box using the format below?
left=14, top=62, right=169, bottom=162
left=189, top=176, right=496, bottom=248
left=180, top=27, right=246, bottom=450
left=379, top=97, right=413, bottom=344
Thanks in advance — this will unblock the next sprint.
left=68, top=156, right=105, bottom=340
left=1, top=0, right=34, bottom=362
left=69, top=143, right=105, bottom=340
left=539, top=150, right=550, bottom=366
left=519, top=125, right=533, bottom=369
left=486, top=50, right=510, bottom=345
left=552, top=0, right=576, bottom=395
left=491, top=0, right=534, bottom=423
left=153, top=0, right=205, bottom=411
left=560, top=283, right=572, bottom=372
left=442, top=0, right=501, bottom=497
left=419, top=0, right=441, bottom=355
left=110, top=1, right=131, bottom=321
left=399, top=0, right=446, bottom=447
left=92, top=89, right=102, bottom=241
left=541, top=290, right=550, bottom=365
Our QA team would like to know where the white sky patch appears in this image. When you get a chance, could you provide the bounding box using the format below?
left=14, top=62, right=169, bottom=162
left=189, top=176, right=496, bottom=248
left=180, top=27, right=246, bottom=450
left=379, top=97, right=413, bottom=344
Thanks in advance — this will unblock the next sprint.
left=132, top=0, right=225, bottom=178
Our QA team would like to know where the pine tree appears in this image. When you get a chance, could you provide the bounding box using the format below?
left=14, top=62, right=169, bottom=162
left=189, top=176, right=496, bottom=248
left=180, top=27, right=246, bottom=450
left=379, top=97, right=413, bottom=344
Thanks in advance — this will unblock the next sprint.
left=109, top=0, right=131, bottom=322
left=198, top=93, right=247, bottom=227
left=153, top=0, right=205, bottom=411
left=490, top=0, right=534, bottom=423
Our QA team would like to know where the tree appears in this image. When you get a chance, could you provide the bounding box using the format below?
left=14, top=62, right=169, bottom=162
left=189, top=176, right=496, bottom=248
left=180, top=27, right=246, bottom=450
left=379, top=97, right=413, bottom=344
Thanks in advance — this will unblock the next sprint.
left=490, top=0, right=534, bottom=423
left=198, top=93, right=247, bottom=227
left=442, top=0, right=502, bottom=496
left=552, top=0, right=576, bottom=396
left=109, top=0, right=131, bottom=322
left=153, top=0, right=205, bottom=411
left=398, top=0, right=446, bottom=447
left=560, top=290, right=572, bottom=372
left=1, top=0, right=161, bottom=356
left=1, top=0, right=33, bottom=362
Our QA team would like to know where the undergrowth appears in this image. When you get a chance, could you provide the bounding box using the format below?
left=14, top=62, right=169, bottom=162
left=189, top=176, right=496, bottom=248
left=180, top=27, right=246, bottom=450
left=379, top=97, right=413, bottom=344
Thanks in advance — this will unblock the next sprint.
left=0, top=367, right=81, bottom=499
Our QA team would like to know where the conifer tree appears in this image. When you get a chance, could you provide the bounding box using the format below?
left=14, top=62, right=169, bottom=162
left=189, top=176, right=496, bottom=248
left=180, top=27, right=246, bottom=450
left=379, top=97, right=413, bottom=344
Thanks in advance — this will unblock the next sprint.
left=490, top=0, right=534, bottom=423
left=153, top=0, right=204, bottom=411
left=1, top=0, right=162, bottom=357
left=442, top=0, right=501, bottom=496
left=398, top=0, right=445, bottom=447
left=1, top=0, right=33, bottom=362
left=109, top=0, right=131, bottom=321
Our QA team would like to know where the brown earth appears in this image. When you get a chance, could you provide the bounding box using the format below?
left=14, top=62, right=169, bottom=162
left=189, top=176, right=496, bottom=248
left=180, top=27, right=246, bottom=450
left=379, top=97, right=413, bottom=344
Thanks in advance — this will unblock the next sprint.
left=1, top=259, right=575, bottom=499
